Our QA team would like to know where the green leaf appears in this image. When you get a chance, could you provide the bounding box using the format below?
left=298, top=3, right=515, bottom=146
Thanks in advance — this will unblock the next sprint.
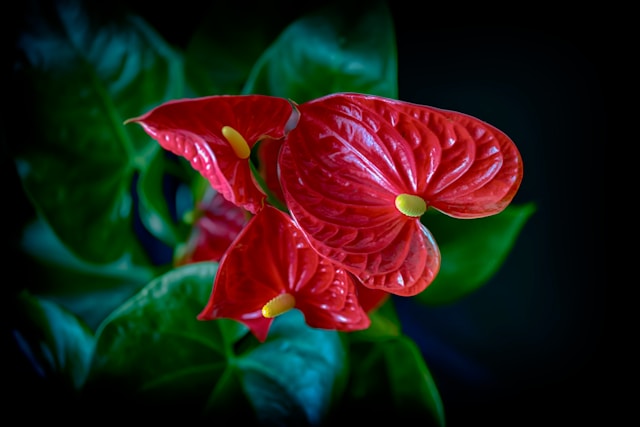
left=234, top=310, right=348, bottom=426
left=85, top=262, right=251, bottom=420
left=86, top=262, right=228, bottom=401
left=326, top=299, right=444, bottom=424
left=381, top=337, right=445, bottom=426
left=10, top=291, right=96, bottom=391
left=337, top=334, right=445, bottom=426
left=417, top=202, right=537, bottom=305
left=20, top=217, right=157, bottom=330
left=349, top=296, right=402, bottom=341
left=183, top=2, right=301, bottom=96
left=85, top=262, right=347, bottom=424
left=242, top=0, right=398, bottom=102
left=136, top=146, right=185, bottom=247
left=10, top=0, right=186, bottom=264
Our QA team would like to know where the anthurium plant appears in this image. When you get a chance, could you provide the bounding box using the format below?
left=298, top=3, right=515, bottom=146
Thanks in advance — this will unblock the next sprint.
left=7, top=0, right=535, bottom=425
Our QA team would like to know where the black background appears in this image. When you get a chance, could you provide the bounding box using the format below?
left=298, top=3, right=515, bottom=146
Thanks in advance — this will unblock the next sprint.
left=389, top=4, right=610, bottom=425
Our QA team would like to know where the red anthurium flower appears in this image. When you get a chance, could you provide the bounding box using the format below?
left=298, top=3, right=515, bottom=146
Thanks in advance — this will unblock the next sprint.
left=126, top=95, right=297, bottom=214
left=175, top=188, right=249, bottom=265
left=197, top=205, right=370, bottom=342
left=279, top=93, right=523, bottom=296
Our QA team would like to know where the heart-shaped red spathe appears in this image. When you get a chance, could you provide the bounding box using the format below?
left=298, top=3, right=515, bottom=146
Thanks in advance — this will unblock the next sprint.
left=126, top=95, right=297, bottom=214
left=279, top=93, right=522, bottom=295
left=197, top=205, right=370, bottom=342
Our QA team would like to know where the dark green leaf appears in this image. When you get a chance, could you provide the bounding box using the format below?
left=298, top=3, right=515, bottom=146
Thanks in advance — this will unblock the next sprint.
left=183, top=1, right=305, bottom=96
left=349, top=297, right=402, bottom=341
left=328, top=299, right=444, bottom=424
left=417, top=202, right=537, bottom=305
left=85, top=262, right=347, bottom=424
left=87, top=262, right=225, bottom=391
left=136, top=147, right=185, bottom=247
left=85, top=262, right=249, bottom=419
left=234, top=310, right=348, bottom=426
left=242, top=0, right=398, bottom=102
left=10, top=0, right=186, bottom=264
left=10, top=291, right=95, bottom=391
left=381, top=337, right=445, bottom=426
left=337, top=333, right=445, bottom=426
left=20, top=217, right=157, bottom=330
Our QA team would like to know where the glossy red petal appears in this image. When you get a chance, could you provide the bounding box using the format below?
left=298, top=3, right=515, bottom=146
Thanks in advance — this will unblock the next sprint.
left=427, top=110, right=523, bottom=217
left=281, top=145, right=403, bottom=260
left=197, top=205, right=369, bottom=341
left=331, top=93, right=523, bottom=218
left=126, top=95, right=295, bottom=213
left=296, top=271, right=371, bottom=332
left=279, top=93, right=521, bottom=294
left=175, top=189, right=249, bottom=265
left=278, top=96, right=432, bottom=293
left=359, top=223, right=440, bottom=296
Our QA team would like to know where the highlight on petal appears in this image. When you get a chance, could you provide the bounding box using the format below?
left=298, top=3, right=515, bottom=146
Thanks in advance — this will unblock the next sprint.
left=279, top=92, right=520, bottom=294
left=197, top=205, right=370, bottom=342
left=125, top=95, right=296, bottom=213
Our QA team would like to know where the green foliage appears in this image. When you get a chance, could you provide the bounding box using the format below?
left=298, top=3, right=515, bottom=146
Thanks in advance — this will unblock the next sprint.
left=19, top=217, right=156, bottom=330
left=10, top=0, right=188, bottom=265
left=243, top=0, right=398, bottom=102
left=418, top=203, right=537, bottom=305
left=11, top=291, right=95, bottom=392
left=338, top=303, right=446, bottom=426
left=183, top=2, right=308, bottom=96
left=85, top=262, right=348, bottom=424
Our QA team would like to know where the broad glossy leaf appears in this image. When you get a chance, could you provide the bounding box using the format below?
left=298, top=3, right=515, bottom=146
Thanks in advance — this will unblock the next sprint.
left=234, top=310, right=348, bottom=426
left=337, top=334, right=445, bottom=426
left=85, top=262, right=244, bottom=413
left=10, top=291, right=95, bottom=391
left=417, top=202, right=536, bottom=305
left=136, top=146, right=189, bottom=247
left=280, top=93, right=522, bottom=295
left=184, top=1, right=304, bottom=96
left=126, top=95, right=296, bottom=214
left=10, top=0, right=185, bottom=264
left=340, top=294, right=438, bottom=425
left=85, top=262, right=348, bottom=423
left=242, top=0, right=398, bottom=102
left=21, top=217, right=157, bottom=330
